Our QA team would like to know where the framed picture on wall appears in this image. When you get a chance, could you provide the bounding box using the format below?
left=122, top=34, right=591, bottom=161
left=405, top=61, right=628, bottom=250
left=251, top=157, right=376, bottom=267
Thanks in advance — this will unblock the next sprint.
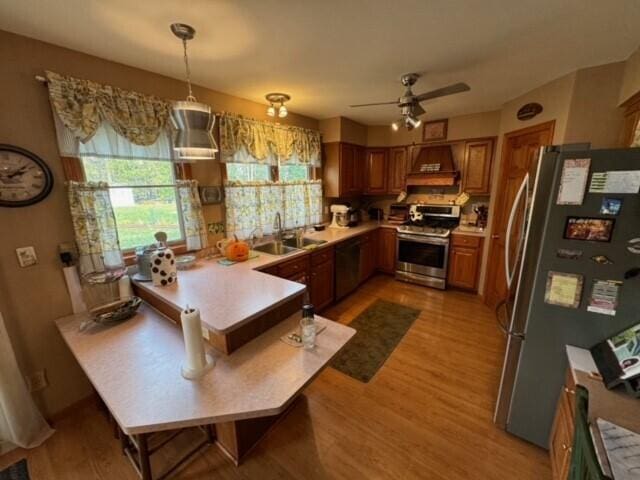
left=422, top=119, right=448, bottom=142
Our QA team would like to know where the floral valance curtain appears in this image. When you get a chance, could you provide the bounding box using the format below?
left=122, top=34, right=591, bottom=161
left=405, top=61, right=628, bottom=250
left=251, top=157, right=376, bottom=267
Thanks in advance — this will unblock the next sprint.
left=220, top=114, right=321, bottom=167
left=67, top=181, right=125, bottom=282
left=177, top=180, right=208, bottom=251
left=225, top=180, right=322, bottom=239
left=46, top=70, right=172, bottom=148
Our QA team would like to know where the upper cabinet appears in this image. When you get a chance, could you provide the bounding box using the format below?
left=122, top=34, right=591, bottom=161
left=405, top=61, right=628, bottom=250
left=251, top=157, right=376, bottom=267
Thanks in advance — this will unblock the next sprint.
left=461, top=138, right=495, bottom=195
left=364, top=148, right=388, bottom=195
left=323, top=142, right=365, bottom=197
left=387, top=147, right=408, bottom=194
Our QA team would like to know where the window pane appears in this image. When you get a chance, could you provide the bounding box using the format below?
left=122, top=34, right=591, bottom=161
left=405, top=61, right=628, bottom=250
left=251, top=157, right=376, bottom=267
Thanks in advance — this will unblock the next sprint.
left=279, top=164, right=310, bottom=182
left=226, top=163, right=271, bottom=182
left=111, top=187, right=182, bottom=250
left=82, top=157, right=174, bottom=186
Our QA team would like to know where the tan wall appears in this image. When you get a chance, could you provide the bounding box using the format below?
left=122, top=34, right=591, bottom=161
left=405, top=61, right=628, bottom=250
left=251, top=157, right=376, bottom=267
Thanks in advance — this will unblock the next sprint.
left=318, top=117, right=341, bottom=143
left=367, top=110, right=501, bottom=147
left=620, top=46, right=640, bottom=104
left=319, top=117, right=368, bottom=145
left=339, top=117, right=368, bottom=146
left=564, top=62, right=626, bottom=148
left=0, top=30, right=318, bottom=416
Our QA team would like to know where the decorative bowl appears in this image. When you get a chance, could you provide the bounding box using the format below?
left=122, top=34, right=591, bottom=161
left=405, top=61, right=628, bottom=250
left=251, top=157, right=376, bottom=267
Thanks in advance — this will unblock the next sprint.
left=176, top=254, right=197, bottom=270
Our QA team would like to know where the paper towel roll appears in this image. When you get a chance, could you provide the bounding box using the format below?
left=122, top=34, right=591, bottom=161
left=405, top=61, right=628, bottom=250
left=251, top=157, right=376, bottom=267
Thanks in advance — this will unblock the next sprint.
left=63, top=266, right=87, bottom=314
left=118, top=274, right=133, bottom=300
left=180, top=307, right=214, bottom=380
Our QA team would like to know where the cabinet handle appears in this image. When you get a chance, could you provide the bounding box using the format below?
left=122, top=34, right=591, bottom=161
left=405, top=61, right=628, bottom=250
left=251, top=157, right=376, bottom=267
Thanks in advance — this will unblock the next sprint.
left=491, top=234, right=500, bottom=239
left=564, top=387, right=576, bottom=395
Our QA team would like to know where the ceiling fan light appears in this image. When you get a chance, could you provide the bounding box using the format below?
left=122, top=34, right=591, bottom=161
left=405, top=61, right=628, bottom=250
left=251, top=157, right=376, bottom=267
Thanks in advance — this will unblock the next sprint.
left=278, top=104, right=288, bottom=118
left=391, top=121, right=400, bottom=131
left=406, top=115, right=421, bottom=129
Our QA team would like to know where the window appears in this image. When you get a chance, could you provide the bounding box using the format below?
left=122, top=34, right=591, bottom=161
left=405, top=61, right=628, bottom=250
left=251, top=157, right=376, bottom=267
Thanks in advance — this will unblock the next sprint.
left=81, top=157, right=183, bottom=250
left=225, top=162, right=311, bottom=182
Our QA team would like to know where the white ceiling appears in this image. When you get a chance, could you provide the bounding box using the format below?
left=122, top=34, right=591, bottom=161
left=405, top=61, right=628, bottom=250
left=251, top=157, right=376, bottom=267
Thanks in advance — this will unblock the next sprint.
left=1, top=0, right=640, bottom=125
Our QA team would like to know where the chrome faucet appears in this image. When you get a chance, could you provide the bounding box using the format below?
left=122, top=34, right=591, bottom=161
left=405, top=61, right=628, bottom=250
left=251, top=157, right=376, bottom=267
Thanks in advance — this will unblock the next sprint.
left=273, top=212, right=283, bottom=243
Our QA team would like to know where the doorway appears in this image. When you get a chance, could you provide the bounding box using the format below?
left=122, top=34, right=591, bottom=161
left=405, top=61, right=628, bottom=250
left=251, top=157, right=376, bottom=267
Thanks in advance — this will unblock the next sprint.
left=484, top=121, right=555, bottom=310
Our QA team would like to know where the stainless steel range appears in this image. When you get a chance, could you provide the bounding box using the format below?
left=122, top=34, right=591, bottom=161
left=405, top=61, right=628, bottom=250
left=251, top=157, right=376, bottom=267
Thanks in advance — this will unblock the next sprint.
left=395, top=204, right=460, bottom=289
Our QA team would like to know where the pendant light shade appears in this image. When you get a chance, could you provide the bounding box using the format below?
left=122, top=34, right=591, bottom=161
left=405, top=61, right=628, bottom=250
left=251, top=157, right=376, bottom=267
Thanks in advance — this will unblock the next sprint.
left=171, top=101, right=217, bottom=160
left=170, top=23, right=217, bottom=161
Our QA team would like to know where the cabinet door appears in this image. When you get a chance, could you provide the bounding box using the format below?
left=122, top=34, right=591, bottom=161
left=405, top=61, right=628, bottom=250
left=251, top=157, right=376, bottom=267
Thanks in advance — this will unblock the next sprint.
left=310, top=259, right=334, bottom=311
left=353, top=145, right=366, bottom=194
left=377, top=228, right=397, bottom=274
left=447, top=246, right=480, bottom=290
left=549, top=380, right=575, bottom=480
left=462, top=139, right=494, bottom=195
left=359, top=233, right=377, bottom=283
left=388, top=147, right=407, bottom=194
left=365, top=148, right=388, bottom=195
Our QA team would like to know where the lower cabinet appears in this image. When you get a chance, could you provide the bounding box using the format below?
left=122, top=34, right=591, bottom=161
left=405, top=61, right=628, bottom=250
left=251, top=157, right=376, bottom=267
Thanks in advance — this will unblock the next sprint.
left=360, top=231, right=377, bottom=282
left=377, top=228, right=397, bottom=274
left=549, top=370, right=577, bottom=480
left=447, top=234, right=483, bottom=291
left=310, top=247, right=335, bottom=311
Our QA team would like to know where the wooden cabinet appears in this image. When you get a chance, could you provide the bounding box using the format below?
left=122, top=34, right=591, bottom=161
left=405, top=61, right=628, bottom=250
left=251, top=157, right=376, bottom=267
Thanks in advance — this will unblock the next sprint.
left=377, top=228, right=397, bottom=274
left=448, top=234, right=483, bottom=291
left=461, top=138, right=495, bottom=195
left=359, top=232, right=377, bottom=283
left=549, top=370, right=577, bottom=480
left=310, top=247, right=335, bottom=311
left=387, top=147, right=408, bottom=194
left=621, top=90, right=640, bottom=147
left=322, top=142, right=364, bottom=197
left=364, top=148, right=388, bottom=195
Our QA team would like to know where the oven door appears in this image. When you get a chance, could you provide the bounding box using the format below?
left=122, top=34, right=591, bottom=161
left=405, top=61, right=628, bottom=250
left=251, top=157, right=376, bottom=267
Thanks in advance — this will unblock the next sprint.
left=396, top=233, right=449, bottom=279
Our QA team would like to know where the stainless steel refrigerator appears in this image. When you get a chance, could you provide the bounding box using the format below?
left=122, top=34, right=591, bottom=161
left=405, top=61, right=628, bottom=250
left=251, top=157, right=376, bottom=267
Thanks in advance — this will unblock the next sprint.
left=493, top=145, right=640, bottom=448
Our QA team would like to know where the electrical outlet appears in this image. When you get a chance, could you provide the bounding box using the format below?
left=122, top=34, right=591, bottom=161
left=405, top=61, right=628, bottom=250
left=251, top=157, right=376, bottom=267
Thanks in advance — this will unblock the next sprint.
left=26, top=370, right=48, bottom=392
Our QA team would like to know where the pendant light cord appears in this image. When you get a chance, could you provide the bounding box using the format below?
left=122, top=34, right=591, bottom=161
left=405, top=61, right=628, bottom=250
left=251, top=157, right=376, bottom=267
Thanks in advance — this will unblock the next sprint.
left=182, top=38, right=196, bottom=102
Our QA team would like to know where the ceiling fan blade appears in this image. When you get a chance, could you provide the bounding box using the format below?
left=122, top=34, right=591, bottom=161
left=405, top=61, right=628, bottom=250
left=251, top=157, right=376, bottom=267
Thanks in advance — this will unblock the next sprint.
left=349, top=100, right=398, bottom=108
left=412, top=103, right=426, bottom=116
left=414, top=82, right=470, bottom=102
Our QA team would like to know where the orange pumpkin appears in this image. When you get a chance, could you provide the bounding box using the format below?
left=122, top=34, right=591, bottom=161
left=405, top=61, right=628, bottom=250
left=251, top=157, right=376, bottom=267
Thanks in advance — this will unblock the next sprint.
left=225, top=235, right=250, bottom=262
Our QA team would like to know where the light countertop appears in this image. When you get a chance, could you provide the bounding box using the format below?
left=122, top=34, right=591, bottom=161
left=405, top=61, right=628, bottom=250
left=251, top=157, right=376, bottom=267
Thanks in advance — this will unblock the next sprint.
left=133, top=221, right=394, bottom=334
left=452, top=226, right=487, bottom=237
left=56, top=305, right=355, bottom=435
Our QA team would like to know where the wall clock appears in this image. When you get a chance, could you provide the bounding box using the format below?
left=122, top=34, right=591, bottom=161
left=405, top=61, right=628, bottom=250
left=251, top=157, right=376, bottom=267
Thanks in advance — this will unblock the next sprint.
left=0, top=144, right=54, bottom=208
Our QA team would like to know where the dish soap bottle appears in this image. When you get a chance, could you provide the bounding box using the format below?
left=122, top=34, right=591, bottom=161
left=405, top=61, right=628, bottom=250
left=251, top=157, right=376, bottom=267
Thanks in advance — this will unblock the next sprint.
left=300, top=304, right=316, bottom=350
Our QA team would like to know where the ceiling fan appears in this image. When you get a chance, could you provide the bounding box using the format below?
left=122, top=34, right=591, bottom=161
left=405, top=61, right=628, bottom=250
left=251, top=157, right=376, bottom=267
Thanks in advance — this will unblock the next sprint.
left=349, top=73, right=470, bottom=131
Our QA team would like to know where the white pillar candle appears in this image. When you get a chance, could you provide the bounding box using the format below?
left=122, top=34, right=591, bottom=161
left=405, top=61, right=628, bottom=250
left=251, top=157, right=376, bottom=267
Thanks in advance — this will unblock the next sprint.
left=118, top=274, right=133, bottom=300
left=180, top=306, right=214, bottom=380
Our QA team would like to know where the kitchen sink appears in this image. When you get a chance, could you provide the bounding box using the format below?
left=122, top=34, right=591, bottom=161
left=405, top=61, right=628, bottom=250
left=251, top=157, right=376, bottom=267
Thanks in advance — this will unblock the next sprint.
left=253, top=241, right=300, bottom=256
left=282, top=237, right=328, bottom=249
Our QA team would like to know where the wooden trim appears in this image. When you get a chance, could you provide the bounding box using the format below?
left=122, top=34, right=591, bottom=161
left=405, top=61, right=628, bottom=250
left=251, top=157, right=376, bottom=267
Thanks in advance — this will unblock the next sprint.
left=123, top=242, right=189, bottom=266
left=61, top=156, right=85, bottom=181
left=501, top=120, right=556, bottom=142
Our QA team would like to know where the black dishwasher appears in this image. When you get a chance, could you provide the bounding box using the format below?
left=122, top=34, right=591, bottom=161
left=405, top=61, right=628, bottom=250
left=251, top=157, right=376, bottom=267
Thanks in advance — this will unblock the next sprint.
left=335, top=237, right=362, bottom=301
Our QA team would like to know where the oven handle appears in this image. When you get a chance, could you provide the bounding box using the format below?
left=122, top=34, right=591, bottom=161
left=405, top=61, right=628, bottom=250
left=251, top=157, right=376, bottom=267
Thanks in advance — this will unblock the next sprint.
left=397, top=233, right=450, bottom=245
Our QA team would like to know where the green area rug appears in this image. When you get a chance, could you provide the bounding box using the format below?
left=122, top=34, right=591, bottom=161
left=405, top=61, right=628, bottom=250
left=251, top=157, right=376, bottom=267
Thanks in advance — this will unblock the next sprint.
left=0, top=460, right=29, bottom=480
left=330, top=299, right=421, bottom=383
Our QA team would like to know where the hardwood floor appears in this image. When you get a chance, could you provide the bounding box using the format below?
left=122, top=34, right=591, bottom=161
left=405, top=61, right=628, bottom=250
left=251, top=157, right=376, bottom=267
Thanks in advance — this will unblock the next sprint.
left=0, top=275, right=551, bottom=479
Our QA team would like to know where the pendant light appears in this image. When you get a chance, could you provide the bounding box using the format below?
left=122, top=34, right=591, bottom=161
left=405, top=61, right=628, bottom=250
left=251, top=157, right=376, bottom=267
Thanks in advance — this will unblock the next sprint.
left=265, top=93, right=290, bottom=119
left=170, top=23, right=217, bottom=161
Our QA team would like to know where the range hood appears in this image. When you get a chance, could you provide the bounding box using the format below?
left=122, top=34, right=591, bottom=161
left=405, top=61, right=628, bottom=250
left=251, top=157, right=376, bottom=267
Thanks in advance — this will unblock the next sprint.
left=406, top=144, right=459, bottom=186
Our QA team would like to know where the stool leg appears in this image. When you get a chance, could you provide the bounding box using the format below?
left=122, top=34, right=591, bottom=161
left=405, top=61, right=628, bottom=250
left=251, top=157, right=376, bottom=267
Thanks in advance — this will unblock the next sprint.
left=137, top=433, right=152, bottom=480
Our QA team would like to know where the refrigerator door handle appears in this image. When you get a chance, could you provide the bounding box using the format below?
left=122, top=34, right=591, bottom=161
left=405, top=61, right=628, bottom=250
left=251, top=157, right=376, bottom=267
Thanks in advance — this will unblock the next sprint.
left=495, top=300, right=525, bottom=339
left=504, top=174, right=530, bottom=289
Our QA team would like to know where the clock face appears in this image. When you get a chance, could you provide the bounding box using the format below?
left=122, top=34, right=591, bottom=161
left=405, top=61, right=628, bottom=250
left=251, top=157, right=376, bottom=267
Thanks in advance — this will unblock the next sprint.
left=0, top=145, right=53, bottom=208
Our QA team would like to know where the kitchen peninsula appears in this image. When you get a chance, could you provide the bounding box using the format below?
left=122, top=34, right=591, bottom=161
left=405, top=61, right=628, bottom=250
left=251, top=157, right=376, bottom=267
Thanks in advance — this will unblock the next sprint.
left=55, top=249, right=356, bottom=479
